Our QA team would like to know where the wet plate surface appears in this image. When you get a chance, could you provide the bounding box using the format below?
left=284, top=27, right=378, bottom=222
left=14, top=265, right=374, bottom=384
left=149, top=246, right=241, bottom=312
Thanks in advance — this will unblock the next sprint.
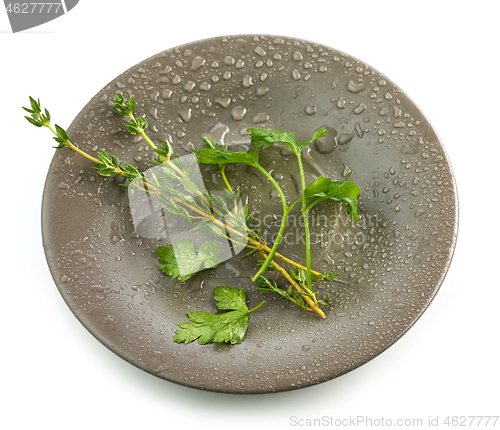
left=42, top=35, right=458, bottom=393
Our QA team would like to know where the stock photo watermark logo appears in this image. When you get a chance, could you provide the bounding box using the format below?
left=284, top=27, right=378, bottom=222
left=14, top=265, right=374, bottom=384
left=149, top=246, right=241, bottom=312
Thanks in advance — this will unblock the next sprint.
left=3, top=1, right=79, bottom=32
left=127, top=154, right=376, bottom=278
left=256, top=212, right=376, bottom=248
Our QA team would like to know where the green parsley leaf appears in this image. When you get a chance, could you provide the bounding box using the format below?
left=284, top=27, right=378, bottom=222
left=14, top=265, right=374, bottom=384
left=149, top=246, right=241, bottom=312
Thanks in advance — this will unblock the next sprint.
left=248, top=128, right=297, bottom=150
left=174, top=286, right=264, bottom=344
left=248, top=128, right=327, bottom=155
left=202, top=136, right=217, bottom=149
left=194, top=146, right=259, bottom=167
left=296, top=128, right=328, bottom=152
left=157, top=239, right=225, bottom=282
left=304, top=175, right=361, bottom=222
left=213, top=286, right=248, bottom=311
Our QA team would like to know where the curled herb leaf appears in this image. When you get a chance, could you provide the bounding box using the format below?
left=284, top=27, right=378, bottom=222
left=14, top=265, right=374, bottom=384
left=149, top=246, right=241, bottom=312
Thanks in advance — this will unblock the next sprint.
left=304, top=173, right=361, bottom=222
left=194, top=146, right=260, bottom=167
left=248, top=127, right=328, bottom=154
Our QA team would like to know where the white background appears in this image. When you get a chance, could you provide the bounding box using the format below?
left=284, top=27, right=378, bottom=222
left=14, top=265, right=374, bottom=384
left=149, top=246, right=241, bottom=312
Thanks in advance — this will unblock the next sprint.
left=1, top=1, right=499, bottom=429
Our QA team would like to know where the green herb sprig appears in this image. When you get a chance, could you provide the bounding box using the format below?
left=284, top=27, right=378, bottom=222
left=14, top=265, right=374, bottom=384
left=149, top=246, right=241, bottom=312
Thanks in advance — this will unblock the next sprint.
left=193, top=128, right=360, bottom=316
left=174, top=286, right=264, bottom=345
left=25, top=94, right=361, bottom=344
left=23, top=96, right=141, bottom=181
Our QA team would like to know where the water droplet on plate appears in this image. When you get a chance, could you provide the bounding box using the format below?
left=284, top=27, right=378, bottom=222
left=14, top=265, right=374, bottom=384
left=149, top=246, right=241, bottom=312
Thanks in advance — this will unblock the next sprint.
left=256, top=86, right=269, bottom=97
left=254, top=46, right=266, bottom=57
left=338, top=133, right=353, bottom=145
left=57, top=182, right=70, bottom=190
left=315, top=128, right=338, bottom=153
left=178, top=107, right=192, bottom=122
left=199, top=82, right=211, bottom=92
left=231, top=106, right=247, bottom=121
left=242, top=75, right=253, bottom=88
left=162, top=89, right=172, bottom=100
left=305, top=105, right=316, bottom=116
left=183, top=81, right=196, bottom=92
left=190, top=56, right=205, bottom=71
left=353, top=103, right=366, bottom=114
left=252, top=113, right=269, bottom=124
left=347, top=81, right=366, bottom=93
left=215, top=97, right=231, bottom=108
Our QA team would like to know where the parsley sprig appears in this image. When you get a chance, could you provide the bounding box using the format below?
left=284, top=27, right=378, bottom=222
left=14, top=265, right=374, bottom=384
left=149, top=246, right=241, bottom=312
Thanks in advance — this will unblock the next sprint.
left=174, top=286, right=264, bottom=345
left=249, top=128, right=360, bottom=301
left=193, top=128, right=360, bottom=317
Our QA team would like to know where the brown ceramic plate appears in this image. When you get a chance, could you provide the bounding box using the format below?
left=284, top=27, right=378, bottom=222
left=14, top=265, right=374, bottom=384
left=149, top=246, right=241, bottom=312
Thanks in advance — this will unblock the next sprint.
left=41, top=35, right=458, bottom=394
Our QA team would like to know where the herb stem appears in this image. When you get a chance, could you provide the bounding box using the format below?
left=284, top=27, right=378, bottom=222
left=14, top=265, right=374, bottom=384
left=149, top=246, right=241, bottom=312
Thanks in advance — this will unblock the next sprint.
left=46, top=124, right=102, bottom=166
left=248, top=300, right=266, bottom=313
left=136, top=129, right=186, bottom=178
left=220, top=166, right=238, bottom=213
left=137, top=128, right=157, bottom=150
left=165, top=158, right=186, bottom=178
left=258, top=251, right=325, bottom=318
left=295, top=152, right=313, bottom=293
left=220, top=167, right=233, bottom=193
left=156, top=165, right=324, bottom=278
left=254, top=164, right=288, bottom=210
left=250, top=164, right=291, bottom=282
left=135, top=184, right=161, bottom=195
left=128, top=111, right=156, bottom=151
left=274, top=253, right=322, bottom=277
left=168, top=188, right=323, bottom=279
left=126, top=110, right=186, bottom=179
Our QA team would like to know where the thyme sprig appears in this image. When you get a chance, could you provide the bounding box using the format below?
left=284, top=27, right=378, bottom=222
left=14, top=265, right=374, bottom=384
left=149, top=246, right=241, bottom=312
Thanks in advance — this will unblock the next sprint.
left=24, top=96, right=140, bottom=181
